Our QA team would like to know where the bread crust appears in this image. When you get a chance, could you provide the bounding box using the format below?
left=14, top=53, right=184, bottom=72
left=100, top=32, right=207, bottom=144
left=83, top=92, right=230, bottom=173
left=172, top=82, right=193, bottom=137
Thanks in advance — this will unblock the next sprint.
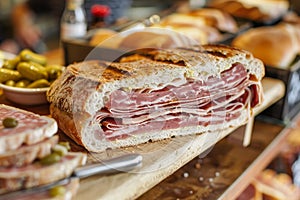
left=47, top=44, right=264, bottom=152
left=232, top=23, right=300, bottom=68
left=208, top=0, right=289, bottom=22
left=253, top=169, right=300, bottom=200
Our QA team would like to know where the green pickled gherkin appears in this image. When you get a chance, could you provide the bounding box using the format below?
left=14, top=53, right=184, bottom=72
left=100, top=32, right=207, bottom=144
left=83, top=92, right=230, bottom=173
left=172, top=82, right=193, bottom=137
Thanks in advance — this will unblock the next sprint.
left=45, top=65, right=65, bottom=80
left=17, top=62, right=48, bottom=81
left=5, top=80, right=15, bottom=87
left=0, top=68, right=22, bottom=83
left=49, top=186, right=66, bottom=197
left=27, top=79, right=50, bottom=88
left=19, top=49, right=47, bottom=66
left=40, top=152, right=61, bottom=165
left=15, top=79, right=31, bottom=88
left=2, top=56, right=20, bottom=70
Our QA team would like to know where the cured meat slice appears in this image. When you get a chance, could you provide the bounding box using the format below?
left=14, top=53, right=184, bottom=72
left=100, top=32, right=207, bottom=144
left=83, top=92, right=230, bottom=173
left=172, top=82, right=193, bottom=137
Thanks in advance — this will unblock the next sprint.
left=94, top=63, right=260, bottom=141
left=0, top=105, right=58, bottom=153
left=4, top=178, right=80, bottom=200
left=0, top=136, right=59, bottom=167
left=0, top=152, right=87, bottom=194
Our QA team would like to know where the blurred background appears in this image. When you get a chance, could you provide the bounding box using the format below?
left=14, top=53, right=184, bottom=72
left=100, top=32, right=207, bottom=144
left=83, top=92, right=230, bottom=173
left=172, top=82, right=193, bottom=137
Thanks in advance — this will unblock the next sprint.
left=0, top=0, right=185, bottom=53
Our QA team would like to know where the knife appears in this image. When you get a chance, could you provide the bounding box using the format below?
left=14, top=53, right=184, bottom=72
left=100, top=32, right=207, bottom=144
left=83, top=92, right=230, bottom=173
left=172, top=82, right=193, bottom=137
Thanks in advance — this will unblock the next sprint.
left=0, top=153, right=142, bottom=199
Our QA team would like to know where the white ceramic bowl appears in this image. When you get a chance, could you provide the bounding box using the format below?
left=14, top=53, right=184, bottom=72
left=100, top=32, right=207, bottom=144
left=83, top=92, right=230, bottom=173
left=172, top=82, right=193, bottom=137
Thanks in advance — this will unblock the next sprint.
left=0, top=83, right=49, bottom=105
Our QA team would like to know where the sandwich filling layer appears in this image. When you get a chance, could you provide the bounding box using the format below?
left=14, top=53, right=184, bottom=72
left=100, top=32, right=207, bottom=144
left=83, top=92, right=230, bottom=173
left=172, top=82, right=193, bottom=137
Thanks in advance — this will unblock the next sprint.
left=92, top=62, right=260, bottom=141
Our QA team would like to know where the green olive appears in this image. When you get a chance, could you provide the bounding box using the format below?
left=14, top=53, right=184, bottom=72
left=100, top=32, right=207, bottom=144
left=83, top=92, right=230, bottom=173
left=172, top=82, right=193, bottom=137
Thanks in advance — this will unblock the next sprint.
left=52, top=144, right=68, bottom=157
left=40, top=152, right=61, bottom=165
left=49, top=185, right=66, bottom=197
left=2, top=56, right=20, bottom=70
left=27, top=79, right=50, bottom=88
left=58, top=141, right=71, bottom=151
left=5, top=80, right=16, bottom=87
left=19, top=49, right=47, bottom=66
left=2, top=117, right=18, bottom=128
left=15, top=79, right=31, bottom=88
left=0, top=68, right=22, bottom=83
left=17, top=62, right=48, bottom=81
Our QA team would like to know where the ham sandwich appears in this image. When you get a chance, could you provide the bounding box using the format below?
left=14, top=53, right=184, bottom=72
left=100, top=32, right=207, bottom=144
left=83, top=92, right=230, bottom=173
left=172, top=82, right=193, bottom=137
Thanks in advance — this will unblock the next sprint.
left=47, top=44, right=265, bottom=152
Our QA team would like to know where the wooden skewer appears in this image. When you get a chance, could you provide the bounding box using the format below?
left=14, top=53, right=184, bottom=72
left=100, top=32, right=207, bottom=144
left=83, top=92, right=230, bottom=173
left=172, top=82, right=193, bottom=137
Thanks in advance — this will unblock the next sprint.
left=243, top=115, right=254, bottom=147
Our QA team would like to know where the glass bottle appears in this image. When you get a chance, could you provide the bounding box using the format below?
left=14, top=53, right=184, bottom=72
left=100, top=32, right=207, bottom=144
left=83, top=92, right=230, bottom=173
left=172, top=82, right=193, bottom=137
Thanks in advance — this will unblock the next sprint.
left=90, top=4, right=111, bottom=29
left=60, top=0, right=87, bottom=40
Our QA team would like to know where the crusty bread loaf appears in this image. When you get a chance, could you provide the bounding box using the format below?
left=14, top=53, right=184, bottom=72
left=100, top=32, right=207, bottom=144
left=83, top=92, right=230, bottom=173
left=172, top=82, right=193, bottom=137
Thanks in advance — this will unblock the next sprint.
left=252, top=169, right=300, bottom=200
left=47, top=44, right=264, bottom=152
left=89, top=28, right=117, bottom=46
left=118, top=28, right=200, bottom=49
left=0, top=152, right=86, bottom=194
left=151, top=12, right=224, bottom=44
left=208, top=0, right=289, bottom=22
left=0, top=135, right=58, bottom=167
left=232, top=23, right=300, bottom=68
left=188, top=8, right=238, bottom=33
left=0, top=104, right=58, bottom=154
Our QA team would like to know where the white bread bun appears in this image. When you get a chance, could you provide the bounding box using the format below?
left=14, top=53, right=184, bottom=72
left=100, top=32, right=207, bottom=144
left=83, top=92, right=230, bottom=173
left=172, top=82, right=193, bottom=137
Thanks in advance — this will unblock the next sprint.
left=118, top=25, right=221, bottom=48
left=253, top=169, right=300, bottom=200
left=232, top=23, right=300, bottom=68
left=159, top=13, right=207, bottom=28
left=188, top=8, right=239, bottom=33
left=47, top=44, right=264, bottom=152
left=152, top=13, right=224, bottom=44
left=118, top=28, right=200, bottom=49
left=89, top=28, right=117, bottom=47
left=208, top=0, right=289, bottom=22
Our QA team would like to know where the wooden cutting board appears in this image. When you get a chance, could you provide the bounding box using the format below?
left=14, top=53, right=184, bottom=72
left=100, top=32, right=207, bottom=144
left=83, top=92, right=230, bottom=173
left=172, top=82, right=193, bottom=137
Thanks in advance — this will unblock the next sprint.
left=63, top=77, right=284, bottom=200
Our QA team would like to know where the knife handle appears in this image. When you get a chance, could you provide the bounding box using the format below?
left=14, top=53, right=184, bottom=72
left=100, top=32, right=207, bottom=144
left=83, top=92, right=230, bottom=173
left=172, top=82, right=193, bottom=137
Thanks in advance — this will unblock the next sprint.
left=74, top=153, right=143, bottom=179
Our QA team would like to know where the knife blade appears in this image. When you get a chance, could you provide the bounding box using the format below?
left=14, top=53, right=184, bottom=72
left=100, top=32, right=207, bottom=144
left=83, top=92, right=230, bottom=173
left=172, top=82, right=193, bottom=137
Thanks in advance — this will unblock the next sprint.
left=0, top=153, right=142, bottom=199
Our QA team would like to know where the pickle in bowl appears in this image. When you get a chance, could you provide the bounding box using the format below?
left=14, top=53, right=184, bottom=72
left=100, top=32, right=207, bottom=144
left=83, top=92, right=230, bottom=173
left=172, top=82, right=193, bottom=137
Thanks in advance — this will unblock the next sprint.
left=0, top=49, right=65, bottom=89
left=0, top=49, right=66, bottom=105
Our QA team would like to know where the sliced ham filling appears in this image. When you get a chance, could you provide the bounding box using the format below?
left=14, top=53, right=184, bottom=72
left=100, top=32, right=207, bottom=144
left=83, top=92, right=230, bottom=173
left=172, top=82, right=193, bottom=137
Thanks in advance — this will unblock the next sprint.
left=94, top=63, right=260, bottom=141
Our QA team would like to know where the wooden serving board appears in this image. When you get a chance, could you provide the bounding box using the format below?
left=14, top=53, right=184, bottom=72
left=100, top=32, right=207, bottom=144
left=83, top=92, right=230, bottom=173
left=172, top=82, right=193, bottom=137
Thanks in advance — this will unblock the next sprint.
left=66, top=77, right=285, bottom=200
left=0, top=77, right=285, bottom=200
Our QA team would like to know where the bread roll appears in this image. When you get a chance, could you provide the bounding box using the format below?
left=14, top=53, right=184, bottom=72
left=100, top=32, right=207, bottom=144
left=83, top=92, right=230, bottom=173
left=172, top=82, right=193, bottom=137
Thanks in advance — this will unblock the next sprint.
left=188, top=8, right=238, bottom=33
left=253, top=169, right=300, bottom=200
left=232, top=23, right=300, bottom=68
left=208, top=0, right=289, bottom=22
left=118, top=28, right=199, bottom=49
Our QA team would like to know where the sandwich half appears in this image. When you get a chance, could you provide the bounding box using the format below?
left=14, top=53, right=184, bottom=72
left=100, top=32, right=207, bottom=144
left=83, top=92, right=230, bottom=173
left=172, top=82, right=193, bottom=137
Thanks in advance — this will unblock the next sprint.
left=47, top=44, right=265, bottom=152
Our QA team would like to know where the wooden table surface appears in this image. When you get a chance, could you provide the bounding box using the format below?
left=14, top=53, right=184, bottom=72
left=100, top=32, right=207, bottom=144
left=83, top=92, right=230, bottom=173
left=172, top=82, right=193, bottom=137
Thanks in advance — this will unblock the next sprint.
left=138, top=119, right=286, bottom=200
